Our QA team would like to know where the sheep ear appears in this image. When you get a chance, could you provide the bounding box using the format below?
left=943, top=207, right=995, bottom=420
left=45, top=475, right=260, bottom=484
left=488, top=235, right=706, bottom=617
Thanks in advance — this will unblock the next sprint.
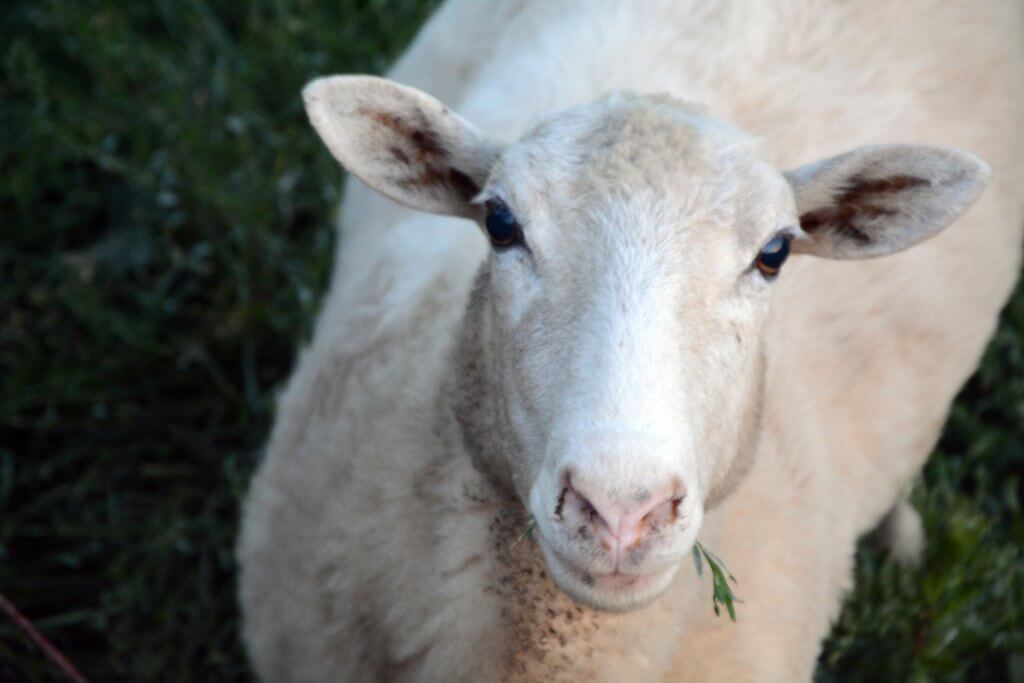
left=303, top=76, right=498, bottom=218
left=785, top=145, right=990, bottom=259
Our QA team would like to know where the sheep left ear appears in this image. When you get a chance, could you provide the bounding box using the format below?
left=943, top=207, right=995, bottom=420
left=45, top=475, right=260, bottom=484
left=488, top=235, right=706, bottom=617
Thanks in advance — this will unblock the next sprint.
left=303, top=75, right=499, bottom=219
left=785, top=145, right=990, bottom=259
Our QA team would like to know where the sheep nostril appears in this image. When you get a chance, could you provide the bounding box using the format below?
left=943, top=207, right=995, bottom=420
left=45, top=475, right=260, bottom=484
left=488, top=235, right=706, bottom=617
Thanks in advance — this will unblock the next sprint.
left=572, top=488, right=602, bottom=526
left=671, top=496, right=683, bottom=520
left=557, top=483, right=612, bottom=534
left=646, top=496, right=677, bottom=523
left=554, top=486, right=569, bottom=520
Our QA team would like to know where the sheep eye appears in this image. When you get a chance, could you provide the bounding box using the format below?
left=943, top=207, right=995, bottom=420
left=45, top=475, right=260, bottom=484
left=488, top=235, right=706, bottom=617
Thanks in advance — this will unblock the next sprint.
left=484, top=199, right=523, bottom=248
left=754, top=235, right=791, bottom=277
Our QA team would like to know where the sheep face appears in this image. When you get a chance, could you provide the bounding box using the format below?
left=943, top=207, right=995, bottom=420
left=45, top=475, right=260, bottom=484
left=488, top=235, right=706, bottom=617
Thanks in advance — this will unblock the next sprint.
left=303, top=76, right=989, bottom=612
left=465, top=98, right=786, bottom=611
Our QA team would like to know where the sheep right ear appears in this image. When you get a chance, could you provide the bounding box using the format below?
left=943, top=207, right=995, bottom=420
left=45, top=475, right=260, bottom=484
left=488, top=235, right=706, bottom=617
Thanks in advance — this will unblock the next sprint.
left=785, top=145, right=990, bottom=259
left=303, top=76, right=499, bottom=219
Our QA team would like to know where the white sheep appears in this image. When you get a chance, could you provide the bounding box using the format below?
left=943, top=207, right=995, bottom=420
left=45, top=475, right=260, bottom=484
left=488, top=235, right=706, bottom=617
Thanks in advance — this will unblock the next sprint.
left=236, top=1, right=1024, bottom=680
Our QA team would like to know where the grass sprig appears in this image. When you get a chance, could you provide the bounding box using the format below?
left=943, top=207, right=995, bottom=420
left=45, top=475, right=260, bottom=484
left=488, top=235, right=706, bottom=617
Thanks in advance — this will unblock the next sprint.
left=511, top=515, right=537, bottom=549
left=693, top=541, right=741, bottom=622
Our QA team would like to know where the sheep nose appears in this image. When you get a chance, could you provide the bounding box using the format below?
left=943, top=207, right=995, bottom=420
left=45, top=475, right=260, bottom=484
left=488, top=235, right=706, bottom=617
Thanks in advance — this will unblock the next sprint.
left=556, top=474, right=682, bottom=558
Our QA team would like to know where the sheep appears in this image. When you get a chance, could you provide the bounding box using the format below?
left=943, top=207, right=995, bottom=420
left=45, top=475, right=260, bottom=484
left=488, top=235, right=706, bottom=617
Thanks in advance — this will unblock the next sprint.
left=236, top=1, right=1024, bottom=680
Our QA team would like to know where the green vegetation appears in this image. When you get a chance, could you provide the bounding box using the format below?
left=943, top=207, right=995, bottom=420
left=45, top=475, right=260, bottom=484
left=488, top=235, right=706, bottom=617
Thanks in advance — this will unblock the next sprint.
left=818, top=289, right=1024, bottom=683
left=692, top=541, right=741, bottom=623
left=1, top=1, right=1021, bottom=680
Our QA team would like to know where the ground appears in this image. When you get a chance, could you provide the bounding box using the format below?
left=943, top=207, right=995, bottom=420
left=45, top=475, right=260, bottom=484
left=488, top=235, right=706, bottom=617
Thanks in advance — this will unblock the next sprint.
left=1, top=1, right=1022, bottom=681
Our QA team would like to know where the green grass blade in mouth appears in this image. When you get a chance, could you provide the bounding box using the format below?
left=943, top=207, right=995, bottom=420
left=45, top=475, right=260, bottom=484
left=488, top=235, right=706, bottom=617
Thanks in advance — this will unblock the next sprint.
left=694, top=541, right=741, bottom=622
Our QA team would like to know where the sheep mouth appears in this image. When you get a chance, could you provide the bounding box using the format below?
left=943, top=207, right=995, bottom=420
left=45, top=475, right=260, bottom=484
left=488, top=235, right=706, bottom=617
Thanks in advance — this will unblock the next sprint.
left=589, top=570, right=659, bottom=591
left=539, top=543, right=680, bottom=613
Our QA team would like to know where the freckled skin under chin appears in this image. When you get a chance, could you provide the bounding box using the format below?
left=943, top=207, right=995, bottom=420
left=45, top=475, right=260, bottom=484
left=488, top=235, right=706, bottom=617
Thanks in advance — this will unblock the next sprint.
left=486, top=507, right=683, bottom=682
left=488, top=508, right=604, bottom=682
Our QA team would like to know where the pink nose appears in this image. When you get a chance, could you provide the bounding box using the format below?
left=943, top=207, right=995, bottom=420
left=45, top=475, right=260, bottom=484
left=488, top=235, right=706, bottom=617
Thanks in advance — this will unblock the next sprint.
left=556, top=473, right=682, bottom=563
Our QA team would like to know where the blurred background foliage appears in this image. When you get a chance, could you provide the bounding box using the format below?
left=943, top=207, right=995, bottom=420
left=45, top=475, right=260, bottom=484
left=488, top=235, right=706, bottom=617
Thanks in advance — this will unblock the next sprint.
left=0, top=1, right=1021, bottom=680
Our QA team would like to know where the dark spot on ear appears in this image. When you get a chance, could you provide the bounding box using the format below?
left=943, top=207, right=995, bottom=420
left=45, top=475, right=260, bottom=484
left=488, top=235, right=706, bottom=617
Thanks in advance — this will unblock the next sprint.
left=447, top=167, right=481, bottom=202
left=839, top=174, right=929, bottom=203
left=396, top=165, right=480, bottom=204
left=389, top=146, right=410, bottom=164
left=799, top=206, right=876, bottom=243
left=368, top=110, right=408, bottom=135
left=410, top=129, right=445, bottom=158
left=365, top=108, right=446, bottom=162
left=581, top=572, right=595, bottom=587
left=576, top=525, right=590, bottom=540
left=364, top=107, right=485, bottom=207
left=799, top=174, right=928, bottom=244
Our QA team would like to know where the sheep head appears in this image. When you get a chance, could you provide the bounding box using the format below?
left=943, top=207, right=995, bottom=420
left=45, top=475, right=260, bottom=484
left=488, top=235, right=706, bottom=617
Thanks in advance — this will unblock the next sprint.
left=303, top=75, right=988, bottom=612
